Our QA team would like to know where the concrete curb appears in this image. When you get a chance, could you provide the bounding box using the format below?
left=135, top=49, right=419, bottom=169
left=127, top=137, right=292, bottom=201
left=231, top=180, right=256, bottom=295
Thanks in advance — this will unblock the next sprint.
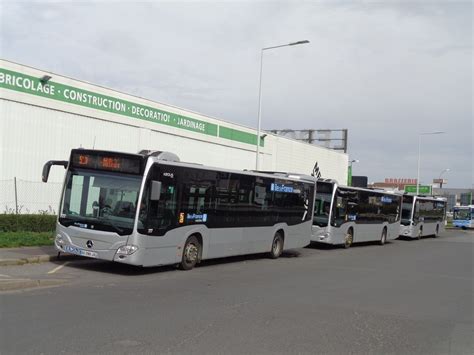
left=0, top=278, right=68, bottom=291
left=0, top=254, right=81, bottom=267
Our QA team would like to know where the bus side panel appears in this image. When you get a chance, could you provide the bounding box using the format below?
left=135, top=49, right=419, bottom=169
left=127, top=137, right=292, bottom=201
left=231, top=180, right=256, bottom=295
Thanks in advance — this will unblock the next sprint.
left=315, top=222, right=355, bottom=245
left=356, top=222, right=397, bottom=242
left=281, top=220, right=312, bottom=250
left=128, top=226, right=211, bottom=267
left=351, top=223, right=382, bottom=243
left=422, top=222, right=435, bottom=236
left=208, top=228, right=244, bottom=259
left=387, top=222, right=401, bottom=240
left=242, top=225, right=274, bottom=254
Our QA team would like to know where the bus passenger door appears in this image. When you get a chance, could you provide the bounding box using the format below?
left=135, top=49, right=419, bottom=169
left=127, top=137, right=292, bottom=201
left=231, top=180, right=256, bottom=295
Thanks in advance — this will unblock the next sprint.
left=208, top=172, right=243, bottom=258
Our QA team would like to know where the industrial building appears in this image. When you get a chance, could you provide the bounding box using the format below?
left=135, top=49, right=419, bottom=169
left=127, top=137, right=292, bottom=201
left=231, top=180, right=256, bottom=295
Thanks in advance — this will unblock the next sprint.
left=0, top=59, right=348, bottom=213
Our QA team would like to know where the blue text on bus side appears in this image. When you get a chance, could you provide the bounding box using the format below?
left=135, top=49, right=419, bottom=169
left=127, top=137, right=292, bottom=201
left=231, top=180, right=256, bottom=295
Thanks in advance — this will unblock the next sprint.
left=271, top=183, right=294, bottom=193
left=381, top=196, right=393, bottom=204
left=187, top=213, right=208, bottom=222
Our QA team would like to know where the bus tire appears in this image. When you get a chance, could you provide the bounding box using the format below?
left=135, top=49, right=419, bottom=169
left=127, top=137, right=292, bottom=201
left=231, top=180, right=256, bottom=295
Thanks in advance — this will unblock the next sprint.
left=269, top=232, right=284, bottom=259
left=417, top=228, right=422, bottom=240
left=433, top=225, right=439, bottom=238
left=380, top=228, right=387, bottom=245
left=179, top=235, right=201, bottom=270
left=344, top=229, right=353, bottom=249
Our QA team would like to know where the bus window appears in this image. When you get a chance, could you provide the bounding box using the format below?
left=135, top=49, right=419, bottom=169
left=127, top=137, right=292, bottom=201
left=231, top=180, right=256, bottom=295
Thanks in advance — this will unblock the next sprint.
left=454, top=208, right=470, bottom=220
left=140, top=166, right=178, bottom=235
left=333, top=195, right=348, bottom=226
left=180, top=168, right=216, bottom=225
left=313, top=181, right=333, bottom=227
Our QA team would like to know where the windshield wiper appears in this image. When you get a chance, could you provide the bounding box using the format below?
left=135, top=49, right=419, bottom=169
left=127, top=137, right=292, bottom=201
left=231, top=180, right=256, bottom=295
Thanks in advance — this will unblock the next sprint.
left=99, top=215, right=124, bottom=234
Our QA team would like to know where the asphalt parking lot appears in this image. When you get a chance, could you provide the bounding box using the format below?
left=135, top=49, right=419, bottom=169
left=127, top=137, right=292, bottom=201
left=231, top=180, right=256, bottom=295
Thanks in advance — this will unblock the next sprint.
left=1, top=229, right=473, bottom=354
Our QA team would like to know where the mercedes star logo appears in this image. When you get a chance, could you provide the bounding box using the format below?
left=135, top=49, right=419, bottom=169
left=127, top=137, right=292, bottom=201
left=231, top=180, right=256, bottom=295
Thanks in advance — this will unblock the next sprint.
left=86, top=240, right=93, bottom=248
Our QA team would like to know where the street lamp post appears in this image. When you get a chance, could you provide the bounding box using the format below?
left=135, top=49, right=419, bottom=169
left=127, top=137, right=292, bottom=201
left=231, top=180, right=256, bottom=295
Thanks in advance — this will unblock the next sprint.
left=348, top=159, right=359, bottom=186
left=256, top=40, right=310, bottom=170
left=416, top=131, right=445, bottom=195
left=438, top=168, right=450, bottom=188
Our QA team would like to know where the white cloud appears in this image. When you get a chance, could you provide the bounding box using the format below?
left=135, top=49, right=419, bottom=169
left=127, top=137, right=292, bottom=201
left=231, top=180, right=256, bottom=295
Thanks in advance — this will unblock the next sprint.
left=1, top=0, right=472, bottom=187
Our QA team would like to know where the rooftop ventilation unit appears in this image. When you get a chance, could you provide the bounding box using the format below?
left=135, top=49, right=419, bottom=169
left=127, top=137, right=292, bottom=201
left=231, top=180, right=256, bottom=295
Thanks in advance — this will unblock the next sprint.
left=138, top=150, right=180, bottom=162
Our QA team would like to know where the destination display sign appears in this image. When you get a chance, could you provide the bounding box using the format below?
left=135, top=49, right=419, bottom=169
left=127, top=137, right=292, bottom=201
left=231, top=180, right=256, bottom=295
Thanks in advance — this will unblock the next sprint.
left=70, top=151, right=143, bottom=174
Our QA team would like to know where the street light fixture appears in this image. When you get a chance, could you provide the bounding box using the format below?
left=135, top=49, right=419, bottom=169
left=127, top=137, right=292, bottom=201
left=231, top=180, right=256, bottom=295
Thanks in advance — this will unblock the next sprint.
left=255, top=39, right=310, bottom=170
left=416, top=131, right=445, bottom=195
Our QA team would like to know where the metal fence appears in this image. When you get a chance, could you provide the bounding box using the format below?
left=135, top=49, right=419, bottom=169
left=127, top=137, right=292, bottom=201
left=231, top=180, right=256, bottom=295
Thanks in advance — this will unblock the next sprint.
left=0, top=178, right=62, bottom=214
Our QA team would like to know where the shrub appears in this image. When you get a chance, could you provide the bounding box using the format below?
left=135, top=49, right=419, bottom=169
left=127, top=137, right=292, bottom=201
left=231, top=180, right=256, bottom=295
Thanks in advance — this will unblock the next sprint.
left=0, top=214, right=57, bottom=232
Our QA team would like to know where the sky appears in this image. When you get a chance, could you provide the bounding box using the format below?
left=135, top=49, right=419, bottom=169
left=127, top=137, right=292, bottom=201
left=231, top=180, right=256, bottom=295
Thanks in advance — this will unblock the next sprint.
left=1, top=0, right=472, bottom=188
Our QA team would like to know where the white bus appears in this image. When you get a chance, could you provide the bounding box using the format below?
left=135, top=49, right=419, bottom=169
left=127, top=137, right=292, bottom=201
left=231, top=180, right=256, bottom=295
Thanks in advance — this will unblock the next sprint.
left=400, top=195, right=446, bottom=238
left=43, top=149, right=316, bottom=269
left=312, top=179, right=402, bottom=248
left=452, top=205, right=474, bottom=229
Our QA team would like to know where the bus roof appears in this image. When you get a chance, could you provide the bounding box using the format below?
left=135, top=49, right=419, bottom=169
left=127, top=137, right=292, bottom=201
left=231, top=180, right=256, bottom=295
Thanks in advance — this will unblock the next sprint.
left=150, top=157, right=317, bottom=184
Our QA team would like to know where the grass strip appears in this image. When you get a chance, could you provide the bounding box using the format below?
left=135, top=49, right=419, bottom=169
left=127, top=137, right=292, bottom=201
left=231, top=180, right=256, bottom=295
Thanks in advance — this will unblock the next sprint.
left=0, top=232, right=54, bottom=248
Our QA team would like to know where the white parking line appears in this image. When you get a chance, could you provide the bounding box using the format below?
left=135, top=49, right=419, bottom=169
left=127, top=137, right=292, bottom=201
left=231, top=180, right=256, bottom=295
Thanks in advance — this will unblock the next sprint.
left=47, top=262, right=70, bottom=274
left=0, top=274, right=12, bottom=278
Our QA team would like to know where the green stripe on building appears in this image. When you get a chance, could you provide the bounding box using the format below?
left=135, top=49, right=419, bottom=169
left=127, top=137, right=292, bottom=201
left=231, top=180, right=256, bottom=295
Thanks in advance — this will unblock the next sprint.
left=0, top=68, right=263, bottom=146
left=219, top=126, right=264, bottom=147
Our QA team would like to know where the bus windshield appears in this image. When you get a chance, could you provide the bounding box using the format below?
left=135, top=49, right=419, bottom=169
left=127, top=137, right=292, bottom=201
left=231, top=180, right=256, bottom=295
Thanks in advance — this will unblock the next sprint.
left=314, top=182, right=334, bottom=227
left=59, top=169, right=142, bottom=235
left=401, top=195, right=414, bottom=225
left=454, top=208, right=471, bottom=221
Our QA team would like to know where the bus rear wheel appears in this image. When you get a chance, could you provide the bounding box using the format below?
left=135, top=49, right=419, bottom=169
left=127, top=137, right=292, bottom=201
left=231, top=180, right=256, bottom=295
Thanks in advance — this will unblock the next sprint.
left=179, top=235, right=201, bottom=270
left=269, top=232, right=284, bottom=259
left=380, top=228, right=387, bottom=245
left=344, top=229, right=353, bottom=249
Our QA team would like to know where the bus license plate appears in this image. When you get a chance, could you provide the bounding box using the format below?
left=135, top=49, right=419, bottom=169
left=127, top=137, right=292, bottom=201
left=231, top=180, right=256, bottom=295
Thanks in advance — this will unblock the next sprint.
left=64, top=245, right=98, bottom=258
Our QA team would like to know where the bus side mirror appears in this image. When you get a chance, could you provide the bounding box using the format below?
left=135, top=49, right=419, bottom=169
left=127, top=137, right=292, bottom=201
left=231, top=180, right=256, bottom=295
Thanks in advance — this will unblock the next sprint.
left=150, top=181, right=162, bottom=201
left=42, top=160, right=68, bottom=182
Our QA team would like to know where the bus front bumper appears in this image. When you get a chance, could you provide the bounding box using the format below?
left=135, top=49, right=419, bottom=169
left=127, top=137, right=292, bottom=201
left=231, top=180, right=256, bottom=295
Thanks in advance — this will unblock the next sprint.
left=54, top=234, right=142, bottom=265
left=311, top=229, right=333, bottom=244
left=400, top=225, right=415, bottom=238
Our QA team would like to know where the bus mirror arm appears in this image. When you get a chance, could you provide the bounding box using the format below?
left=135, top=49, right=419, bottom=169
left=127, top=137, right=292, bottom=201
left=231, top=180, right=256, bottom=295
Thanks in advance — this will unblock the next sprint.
left=42, top=160, right=68, bottom=183
left=150, top=180, right=162, bottom=201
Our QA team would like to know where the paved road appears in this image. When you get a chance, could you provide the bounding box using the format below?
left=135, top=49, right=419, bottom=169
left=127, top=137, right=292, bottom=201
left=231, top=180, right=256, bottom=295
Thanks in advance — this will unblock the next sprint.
left=1, top=230, right=473, bottom=354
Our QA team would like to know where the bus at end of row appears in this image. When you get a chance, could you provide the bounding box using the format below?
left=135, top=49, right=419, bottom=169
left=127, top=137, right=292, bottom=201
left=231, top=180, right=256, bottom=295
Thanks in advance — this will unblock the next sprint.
left=42, top=149, right=316, bottom=269
left=312, top=179, right=402, bottom=248
left=452, top=205, right=474, bottom=229
left=400, top=195, right=447, bottom=239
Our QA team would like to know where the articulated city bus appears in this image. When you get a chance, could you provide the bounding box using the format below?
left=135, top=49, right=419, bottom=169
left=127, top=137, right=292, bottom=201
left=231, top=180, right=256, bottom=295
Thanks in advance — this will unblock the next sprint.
left=312, top=179, right=402, bottom=248
left=452, top=205, right=474, bottom=229
left=399, top=195, right=446, bottom=238
left=43, top=149, right=316, bottom=269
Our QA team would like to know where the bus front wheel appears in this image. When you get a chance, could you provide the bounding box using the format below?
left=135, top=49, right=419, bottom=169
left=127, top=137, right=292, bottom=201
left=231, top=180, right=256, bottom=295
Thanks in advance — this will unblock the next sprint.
left=269, top=232, right=284, bottom=259
left=344, top=229, right=353, bottom=249
left=417, top=228, right=422, bottom=240
left=380, top=228, right=387, bottom=245
left=179, top=235, right=201, bottom=270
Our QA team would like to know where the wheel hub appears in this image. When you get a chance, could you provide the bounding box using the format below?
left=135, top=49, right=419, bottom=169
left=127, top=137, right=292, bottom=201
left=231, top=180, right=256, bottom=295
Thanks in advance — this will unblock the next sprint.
left=185, top=243, right=198, bottom=263
left=273, top=239, right=280, bottom=254
left=345, top=234, right=353, bottom=247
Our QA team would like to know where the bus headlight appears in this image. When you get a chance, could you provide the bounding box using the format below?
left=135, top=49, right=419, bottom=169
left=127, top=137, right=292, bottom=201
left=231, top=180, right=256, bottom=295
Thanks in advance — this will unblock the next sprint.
left=319, top=232, right=330, bottom=240
left=117, top=245, right=139, bottom=256
left=55, top=234, right=65, bottom=248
